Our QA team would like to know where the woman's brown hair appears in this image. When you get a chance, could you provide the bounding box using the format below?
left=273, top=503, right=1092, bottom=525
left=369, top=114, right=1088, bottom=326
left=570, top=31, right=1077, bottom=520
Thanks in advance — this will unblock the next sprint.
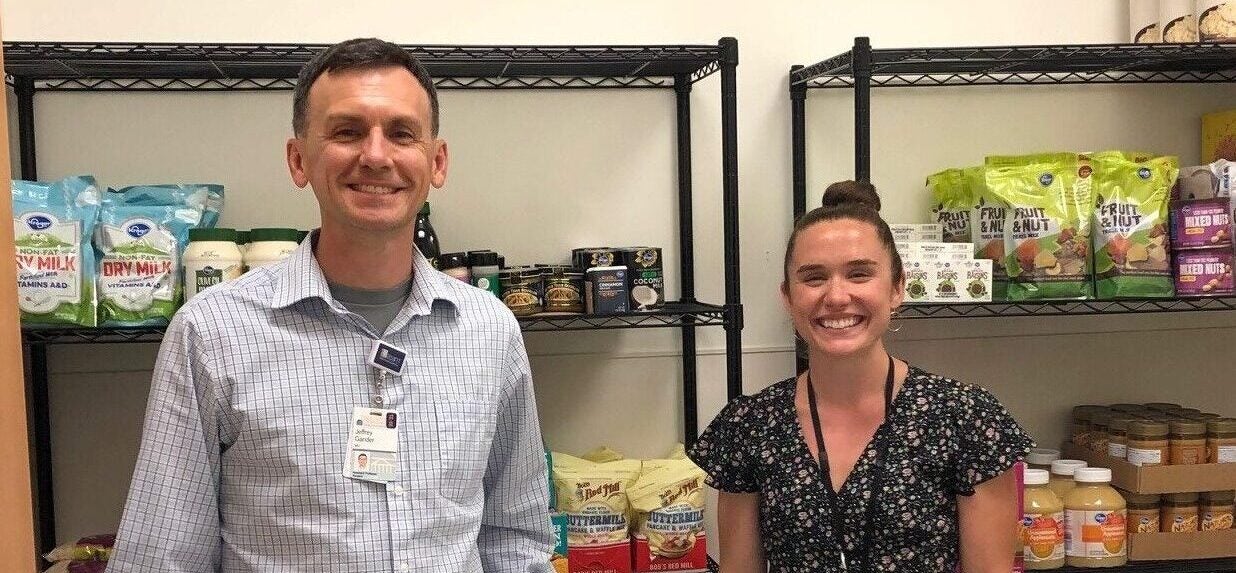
left=782, top=180, right=904, bottom=285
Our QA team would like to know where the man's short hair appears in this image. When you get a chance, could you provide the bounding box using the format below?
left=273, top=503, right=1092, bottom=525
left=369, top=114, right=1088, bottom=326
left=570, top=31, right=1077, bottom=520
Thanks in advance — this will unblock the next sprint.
left=292, top=38, right=439, bottom=137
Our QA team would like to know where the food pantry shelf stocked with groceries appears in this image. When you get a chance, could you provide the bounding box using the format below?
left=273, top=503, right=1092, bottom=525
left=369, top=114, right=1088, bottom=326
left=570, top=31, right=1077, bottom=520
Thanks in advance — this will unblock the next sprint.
left=1013, top=401, right=1236, bottom=569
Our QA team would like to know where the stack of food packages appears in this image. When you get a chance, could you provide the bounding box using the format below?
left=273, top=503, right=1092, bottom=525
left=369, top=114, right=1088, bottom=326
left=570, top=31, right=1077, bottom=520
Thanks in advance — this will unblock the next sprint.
left=13, top=175, right=223, bottom=328
left=549, top=444, right=708, bottom=573
left=41, top=534, right=114, bottom=573
left=925, top=152, right=1236, bottom=302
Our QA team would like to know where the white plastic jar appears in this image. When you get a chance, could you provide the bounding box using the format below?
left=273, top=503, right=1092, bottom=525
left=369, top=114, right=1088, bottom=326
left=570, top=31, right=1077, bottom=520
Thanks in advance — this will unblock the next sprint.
left=184, top=227, right=243, bottom=301
left=245, top=228, right=301, bottom=270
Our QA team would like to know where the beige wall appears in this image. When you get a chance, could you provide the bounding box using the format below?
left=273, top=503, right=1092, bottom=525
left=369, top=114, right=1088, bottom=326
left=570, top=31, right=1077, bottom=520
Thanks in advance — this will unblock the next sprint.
left=5, top=0, right=1236, bottom=551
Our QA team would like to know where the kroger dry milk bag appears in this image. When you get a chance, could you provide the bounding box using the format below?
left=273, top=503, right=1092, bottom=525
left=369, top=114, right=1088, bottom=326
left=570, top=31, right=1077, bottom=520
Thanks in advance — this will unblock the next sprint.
left=13, top=176, right=102, bottom=327
left=94, top=184, right=221, bottom=326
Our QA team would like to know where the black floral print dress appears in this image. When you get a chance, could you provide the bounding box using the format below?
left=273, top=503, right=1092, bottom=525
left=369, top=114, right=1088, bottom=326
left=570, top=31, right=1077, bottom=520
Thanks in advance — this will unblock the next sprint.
left=688, top=366, right=1034, bottom=572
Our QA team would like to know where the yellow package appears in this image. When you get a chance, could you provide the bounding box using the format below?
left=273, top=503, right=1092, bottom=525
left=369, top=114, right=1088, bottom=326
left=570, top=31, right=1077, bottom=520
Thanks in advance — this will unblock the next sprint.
left=553, top=459, right=641, bottom=545
left=628, top=460, right=707, bottom=559
left=1203, top=109, right=1236, bottom=163
left=581, top=445, right=626, bottom=463
left=664, top=443, right=687, bottom=460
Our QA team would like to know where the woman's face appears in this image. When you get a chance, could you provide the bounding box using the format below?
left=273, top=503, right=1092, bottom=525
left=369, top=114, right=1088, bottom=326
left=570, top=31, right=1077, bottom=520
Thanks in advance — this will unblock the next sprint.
left=781, top=218, right=905, bottom=358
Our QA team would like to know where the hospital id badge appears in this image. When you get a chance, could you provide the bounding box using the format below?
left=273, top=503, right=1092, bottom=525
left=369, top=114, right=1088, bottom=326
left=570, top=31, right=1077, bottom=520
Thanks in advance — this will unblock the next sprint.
left=344, top=407, right=399, bottom=483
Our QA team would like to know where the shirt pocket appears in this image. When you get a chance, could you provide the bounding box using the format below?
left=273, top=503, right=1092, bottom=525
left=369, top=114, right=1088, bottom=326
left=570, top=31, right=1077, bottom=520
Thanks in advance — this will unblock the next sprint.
left=434, top=398, right=496, bottom=503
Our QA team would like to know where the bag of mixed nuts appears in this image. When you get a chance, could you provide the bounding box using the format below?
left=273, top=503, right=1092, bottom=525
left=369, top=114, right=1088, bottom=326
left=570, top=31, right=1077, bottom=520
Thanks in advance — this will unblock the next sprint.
left=1091, top=154, right=1177, bottom=298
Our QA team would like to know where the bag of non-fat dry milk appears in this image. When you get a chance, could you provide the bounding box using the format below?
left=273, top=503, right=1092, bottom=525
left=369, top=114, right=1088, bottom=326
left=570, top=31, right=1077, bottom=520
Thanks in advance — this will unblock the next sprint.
left=95, top=185, right=221, bottom=326
left=13, top=176, right=102, bottom=327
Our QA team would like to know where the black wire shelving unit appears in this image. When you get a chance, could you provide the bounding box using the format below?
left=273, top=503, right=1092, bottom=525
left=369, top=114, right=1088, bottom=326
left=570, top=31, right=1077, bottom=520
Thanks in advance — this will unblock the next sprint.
left=784, top=39, right=1236, bottom=573
left=8, top=39, right=743, bottom=563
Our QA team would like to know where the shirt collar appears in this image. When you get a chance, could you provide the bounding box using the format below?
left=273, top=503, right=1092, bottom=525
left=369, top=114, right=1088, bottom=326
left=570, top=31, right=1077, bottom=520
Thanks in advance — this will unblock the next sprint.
left=270, top=230, right=459, bottom=315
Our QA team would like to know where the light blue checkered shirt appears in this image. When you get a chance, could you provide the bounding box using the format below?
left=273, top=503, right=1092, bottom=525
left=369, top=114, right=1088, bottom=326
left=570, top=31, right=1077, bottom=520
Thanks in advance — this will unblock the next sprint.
left=109, top=234, right=554, bottom=572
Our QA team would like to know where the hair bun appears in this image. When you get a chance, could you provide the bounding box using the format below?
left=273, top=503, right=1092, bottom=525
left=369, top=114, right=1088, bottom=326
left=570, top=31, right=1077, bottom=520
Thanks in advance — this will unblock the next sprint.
left=821, top=180, right=881, bottom=211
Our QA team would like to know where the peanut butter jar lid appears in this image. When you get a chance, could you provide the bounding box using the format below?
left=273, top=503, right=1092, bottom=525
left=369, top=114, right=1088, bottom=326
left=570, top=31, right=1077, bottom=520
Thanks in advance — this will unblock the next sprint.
left=1128, top=420, right=1169, bottom=439
left=1144, top=402, right=1183, bottom=411
left=1073, top=405, right=1106, bottom=421
left=1201, top=491, right=1235, bottom=503
left=1108, top=417, right=1137, bottom=432
left=1208, top=418, right=1236, bottom=434
left=1164, top=492, right=1200, bottom=504
left=1108, top=403, right=1146, bottom=413
left=1168, top=420, right=1207, bottom=437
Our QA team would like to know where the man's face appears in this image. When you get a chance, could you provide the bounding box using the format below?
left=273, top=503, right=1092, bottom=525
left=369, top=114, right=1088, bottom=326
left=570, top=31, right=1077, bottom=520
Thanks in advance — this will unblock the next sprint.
left=287, top=66, right=447, bottom=237
left=358, top=455, right=368, bottom=468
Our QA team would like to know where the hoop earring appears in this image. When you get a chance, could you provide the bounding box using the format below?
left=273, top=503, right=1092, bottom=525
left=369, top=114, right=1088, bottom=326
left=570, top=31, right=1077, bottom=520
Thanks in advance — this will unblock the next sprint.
left=887, top=308, right=902, bottom=333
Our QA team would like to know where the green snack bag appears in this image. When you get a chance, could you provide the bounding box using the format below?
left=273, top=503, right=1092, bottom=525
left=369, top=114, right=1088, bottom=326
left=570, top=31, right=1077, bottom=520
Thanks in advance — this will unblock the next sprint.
left=966, top=166, right=1009, bottom=300
left=927, top=168, right=972, bottom=243
left=985, top=151, right=1079, bottom=168
left=1091, top=155, right=1176, bottom=299
left=986, top=160, right=1092, bottom=300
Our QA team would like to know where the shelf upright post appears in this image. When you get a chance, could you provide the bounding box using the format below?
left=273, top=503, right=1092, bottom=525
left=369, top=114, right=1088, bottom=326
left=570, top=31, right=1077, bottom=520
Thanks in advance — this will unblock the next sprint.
left=790, top=64, right=810, bottom=375
left=719, top=37, right=743, bottom=401
left=674, top=73, right=700, bottom=444
left=14, top=76, right=56, bottom=560
left=852, top=37, right=872, bottom=183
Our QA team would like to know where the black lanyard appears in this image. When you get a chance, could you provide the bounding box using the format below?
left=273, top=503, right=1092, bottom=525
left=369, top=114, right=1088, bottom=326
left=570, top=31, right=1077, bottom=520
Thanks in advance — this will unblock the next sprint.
left=806, top=355, right=895, bottom=572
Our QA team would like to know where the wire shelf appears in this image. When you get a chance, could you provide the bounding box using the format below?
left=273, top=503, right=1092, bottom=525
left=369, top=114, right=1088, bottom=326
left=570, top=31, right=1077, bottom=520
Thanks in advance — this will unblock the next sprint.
left=20, top=301, right=732, bottom=344
left=4, top=42, right=727, bottom=91
left=900, top=296, right=1236, bottom=319
left=793, top=42, right=1236, bottom=89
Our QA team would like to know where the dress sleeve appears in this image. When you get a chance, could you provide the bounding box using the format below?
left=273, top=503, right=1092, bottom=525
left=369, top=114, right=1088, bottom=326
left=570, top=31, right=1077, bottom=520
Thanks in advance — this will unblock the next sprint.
left=687, top=396, right=760, bottom=494
left=950, top=384, right=1035, bottom=496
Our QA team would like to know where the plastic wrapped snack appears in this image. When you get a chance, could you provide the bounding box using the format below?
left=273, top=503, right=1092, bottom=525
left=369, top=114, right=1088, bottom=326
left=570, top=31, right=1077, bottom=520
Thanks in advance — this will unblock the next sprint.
left=928, top=168, right=973, bottom=243
left=14, top=176, right=102, bottom=327
left=1092, top=154, right=1178, bottom=298
left=581, top=445, right=626, bottom=464
left=986, top=155, right=1092, bottom=300
left=967, top=166, right=1010, bottom=300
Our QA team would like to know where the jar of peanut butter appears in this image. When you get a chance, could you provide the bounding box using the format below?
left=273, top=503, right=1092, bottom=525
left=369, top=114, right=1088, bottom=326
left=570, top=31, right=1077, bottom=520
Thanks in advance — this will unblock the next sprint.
left=1065, top=468, right=1127, bottom=568
left=1090, top=411, right=1111, bottom=455
left=1072, top=406, right=1103, bottom=448
left=1107, top=417, right=1135, bottom=460
left=1122, top=491, right=1161, bottom=534
left=1161, top=492, right=1199, bottom=533
left=1144, top=402, right=1182, bottom=412
left=1127, top=421, right=1170, bottom=467
left=1169, top=420, right=1207, bottom=465
left=1209, top=418, right=1236, bottom=464
left=1201, top=491, right=1234, bottom=531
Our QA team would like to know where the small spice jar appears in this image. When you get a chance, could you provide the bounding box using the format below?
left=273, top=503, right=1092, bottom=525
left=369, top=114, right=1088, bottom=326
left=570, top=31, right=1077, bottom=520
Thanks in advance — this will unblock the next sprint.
left=1161, top=492, right=1200, bottom=533
left=1090, top=411, right=1112, bottom=455
left=1122, top=490, right=1161, bottom=534
left=1107, top=417, right=1135, bottom=460
left=499, top=267, right=544, bottom=316
left=1201, top=491, right=1234, bottom=531
left=1169, top=420, right=1208, bottom=465
left=1209, top=418, right=1236, bottom=464
left=1127, top=421, right=1170, bottom=467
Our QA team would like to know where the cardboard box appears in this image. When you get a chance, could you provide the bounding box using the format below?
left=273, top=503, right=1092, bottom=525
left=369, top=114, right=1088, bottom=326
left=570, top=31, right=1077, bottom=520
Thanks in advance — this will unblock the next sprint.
left=958, top=259, right=993, bottom=302
left=1202, top=109, right=1236, bottom=163
left=903, top=260, right=932, bottom=304
left=1170, top=198, right=1232, bottom=250
left=1173, top=247, right=1234, bottom=296
left=1129, top=530, right=1236, bottom=561
left=632, top=533, right=709, bottom=572
left=929, top=260, right=965, bottom=303
left=890, top=224, right=943, bottom=243
left=1063, top=443, right=1236, bottom=494
left=569, top=540, right=632, bottom=573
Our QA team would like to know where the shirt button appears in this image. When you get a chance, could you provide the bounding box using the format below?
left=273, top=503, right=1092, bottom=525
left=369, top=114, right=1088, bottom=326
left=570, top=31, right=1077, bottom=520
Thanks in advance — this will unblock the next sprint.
left=392, top=484, right=405, bottom=496
left=372, top=395, right=384, bottom=406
